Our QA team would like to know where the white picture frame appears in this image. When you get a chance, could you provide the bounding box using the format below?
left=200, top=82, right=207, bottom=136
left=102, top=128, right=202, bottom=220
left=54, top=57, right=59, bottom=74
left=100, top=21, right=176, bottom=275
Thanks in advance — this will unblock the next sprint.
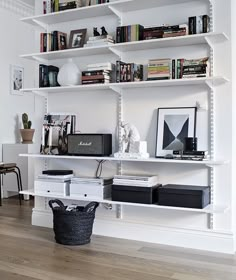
left=10, top=65, right=24, bottom=95
left=155, top=107, right=197, bottom=158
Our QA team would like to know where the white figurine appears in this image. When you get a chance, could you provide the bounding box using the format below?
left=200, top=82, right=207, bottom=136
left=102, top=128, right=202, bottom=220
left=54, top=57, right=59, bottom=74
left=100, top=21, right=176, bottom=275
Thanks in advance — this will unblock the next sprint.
left=121, top=122, right=140, bottom=153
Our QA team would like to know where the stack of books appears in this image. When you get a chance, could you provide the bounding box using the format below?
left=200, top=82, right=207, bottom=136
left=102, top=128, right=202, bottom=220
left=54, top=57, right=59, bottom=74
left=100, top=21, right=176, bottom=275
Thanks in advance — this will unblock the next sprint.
left=71, top=177, right=113, bottom=185
left=173, top=150, right=209, bottom=161
left=40, top=31, right=67, bottom=52
left=39, top=64, right=59, bottom=87
left=84, top=35, right=114, bottom=47
left=116, top=61, right=143, bottom=83
left=116, top=24, right=144, bottom=43
left=82, top=62, right=115, bottom=85
left=147, top=58, right=172, bottom=80
left=113, top=175, right=159, bottom=187
left=143, top=24, right=188, bottom=40
left=182, top=57, right=209, bottom=78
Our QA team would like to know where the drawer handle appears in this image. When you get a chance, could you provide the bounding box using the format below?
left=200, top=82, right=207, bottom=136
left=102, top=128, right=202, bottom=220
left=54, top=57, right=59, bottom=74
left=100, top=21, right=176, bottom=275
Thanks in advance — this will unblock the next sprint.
left=84, top=194, right=87, bottom=197
left=47, top=190, right=50, bottom=193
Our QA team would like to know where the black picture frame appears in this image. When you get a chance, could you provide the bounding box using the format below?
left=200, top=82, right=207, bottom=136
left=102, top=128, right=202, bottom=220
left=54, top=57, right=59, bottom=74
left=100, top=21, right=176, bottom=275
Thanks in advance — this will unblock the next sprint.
left=69, top=29, right=87, bottom=48
left=155, top=107, right=197, bottom=158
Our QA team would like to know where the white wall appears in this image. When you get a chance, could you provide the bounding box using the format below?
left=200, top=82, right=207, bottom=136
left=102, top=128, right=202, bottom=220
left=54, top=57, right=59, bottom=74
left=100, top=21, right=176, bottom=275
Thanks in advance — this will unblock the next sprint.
left=0, top=4, right=44, bottom=160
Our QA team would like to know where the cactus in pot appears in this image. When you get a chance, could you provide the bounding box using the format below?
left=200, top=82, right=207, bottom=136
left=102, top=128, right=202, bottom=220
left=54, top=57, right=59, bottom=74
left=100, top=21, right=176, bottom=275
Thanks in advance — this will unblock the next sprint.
left=20, top=113, right=35, bottom=143
left=22, top=113, right=32, bottom=129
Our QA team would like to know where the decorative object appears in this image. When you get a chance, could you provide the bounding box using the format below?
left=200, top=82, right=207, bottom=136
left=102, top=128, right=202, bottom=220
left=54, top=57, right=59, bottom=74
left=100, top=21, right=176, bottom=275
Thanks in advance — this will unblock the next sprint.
left=69, top=29, right=87, bottom=48
left=155, top=107, right=197, bottom=157
left=114, top=122, right=149, bottom=159
left=57, top=32, right=67, bottom=50
left=184, top=137, right=198, bottom=151
left=93, top=27, right=100, bottom=36
left=20, top=113, right=35, bottom=143
left=57, top=59, right=81, bottom=86
left=101, top=26, right=108, bottom=35
left=10, top=65, right=24, bottom=95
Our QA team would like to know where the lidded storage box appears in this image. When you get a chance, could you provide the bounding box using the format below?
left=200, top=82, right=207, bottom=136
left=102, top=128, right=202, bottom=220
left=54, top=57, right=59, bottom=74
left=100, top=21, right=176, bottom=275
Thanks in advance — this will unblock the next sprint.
left=112, top=184, right=161, bottom=204
left=158, top=184, right=210, bottom=209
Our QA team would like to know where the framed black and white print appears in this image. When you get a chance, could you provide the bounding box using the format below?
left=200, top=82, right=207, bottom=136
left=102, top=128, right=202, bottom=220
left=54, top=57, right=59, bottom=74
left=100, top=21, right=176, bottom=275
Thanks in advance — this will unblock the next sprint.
left=10, top=65, right=24, bottom=95
left=155, top=107, right=197, bottom=157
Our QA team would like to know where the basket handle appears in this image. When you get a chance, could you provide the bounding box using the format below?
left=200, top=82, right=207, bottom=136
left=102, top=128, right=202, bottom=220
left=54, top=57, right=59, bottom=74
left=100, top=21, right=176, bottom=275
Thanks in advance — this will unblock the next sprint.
left=48, top=199, right=65, bottom=210
left=83, top=201, right=99, bottom=213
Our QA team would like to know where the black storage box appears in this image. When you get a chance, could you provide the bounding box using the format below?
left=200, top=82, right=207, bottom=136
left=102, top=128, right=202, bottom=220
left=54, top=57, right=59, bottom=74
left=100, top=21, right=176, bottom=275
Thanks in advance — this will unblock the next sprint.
left=158, top=184, right=210, bottom=209
left=112, top=184, right=161, bottom=204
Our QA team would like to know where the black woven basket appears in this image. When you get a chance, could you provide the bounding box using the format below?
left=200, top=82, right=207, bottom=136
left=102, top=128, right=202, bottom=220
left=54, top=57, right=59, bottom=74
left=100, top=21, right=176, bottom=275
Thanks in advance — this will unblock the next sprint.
left=49, top=199, right=99, bottom=245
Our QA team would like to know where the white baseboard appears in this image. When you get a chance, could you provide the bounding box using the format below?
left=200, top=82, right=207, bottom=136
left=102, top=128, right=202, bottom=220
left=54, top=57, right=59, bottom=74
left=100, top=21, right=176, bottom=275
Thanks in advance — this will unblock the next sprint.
left=32, top=209, right=235, bottom=254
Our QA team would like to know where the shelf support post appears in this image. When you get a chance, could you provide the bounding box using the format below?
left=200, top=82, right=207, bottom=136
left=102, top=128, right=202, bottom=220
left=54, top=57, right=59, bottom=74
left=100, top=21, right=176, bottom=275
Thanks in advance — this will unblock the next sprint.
left=32, top=19, right=48, bottom=30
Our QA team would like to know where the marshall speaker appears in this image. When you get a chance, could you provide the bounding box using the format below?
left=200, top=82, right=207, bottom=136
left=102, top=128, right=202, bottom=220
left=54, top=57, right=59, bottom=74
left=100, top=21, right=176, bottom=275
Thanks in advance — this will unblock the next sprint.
left=67, top=134, right=112, bottom=156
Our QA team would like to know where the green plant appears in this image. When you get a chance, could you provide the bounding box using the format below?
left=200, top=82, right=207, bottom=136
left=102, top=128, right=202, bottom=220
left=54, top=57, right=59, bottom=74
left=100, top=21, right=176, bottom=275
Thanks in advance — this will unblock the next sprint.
left=22, top=113, right=32, bottom=129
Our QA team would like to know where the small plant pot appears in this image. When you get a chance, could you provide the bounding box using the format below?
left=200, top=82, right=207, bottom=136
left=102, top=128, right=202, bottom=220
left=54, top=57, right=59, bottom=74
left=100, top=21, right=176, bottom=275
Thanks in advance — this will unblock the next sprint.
left=20, top=129, right=35, bottom=144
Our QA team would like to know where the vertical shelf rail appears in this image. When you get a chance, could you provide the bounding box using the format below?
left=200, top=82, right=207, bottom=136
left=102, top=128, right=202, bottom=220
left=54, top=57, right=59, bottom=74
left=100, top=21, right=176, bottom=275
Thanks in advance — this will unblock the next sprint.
left=208, top=0, right=215, bottom=229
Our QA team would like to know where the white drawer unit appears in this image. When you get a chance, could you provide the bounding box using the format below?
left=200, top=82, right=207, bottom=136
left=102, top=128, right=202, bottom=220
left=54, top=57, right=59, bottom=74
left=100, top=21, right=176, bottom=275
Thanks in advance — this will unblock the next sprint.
left=34, top=179, right=70, bottom=196
left=70, top=183, right=111, bottom=200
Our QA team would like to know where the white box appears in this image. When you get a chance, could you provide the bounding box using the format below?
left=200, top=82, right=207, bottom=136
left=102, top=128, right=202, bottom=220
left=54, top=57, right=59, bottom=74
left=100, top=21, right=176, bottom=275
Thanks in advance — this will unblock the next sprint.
left=70, top=183, right=111, bottom=200
left=34, top=179, right=70, bottom=196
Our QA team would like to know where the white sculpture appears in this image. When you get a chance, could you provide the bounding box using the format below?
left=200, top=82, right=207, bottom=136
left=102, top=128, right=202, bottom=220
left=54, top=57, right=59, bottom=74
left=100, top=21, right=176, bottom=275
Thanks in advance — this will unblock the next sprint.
left=57, top=58, right=81, bottom=86
left=121, top=122, right=140, bottom=153
left=114, top=122, right=149, bottom=159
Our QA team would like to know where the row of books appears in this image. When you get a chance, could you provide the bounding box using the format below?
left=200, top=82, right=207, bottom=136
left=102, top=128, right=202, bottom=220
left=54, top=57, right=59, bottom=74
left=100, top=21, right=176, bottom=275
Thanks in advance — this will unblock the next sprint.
left=81, top=62, right=115, bottom=85
left=84, top=35, right=114, bottom=48
left=147, top=57, right=209, bottom=80
left=116, top=24, right=144, bottom=43
left=40, top=31, right=67, bottom=52
left=116, top=61, right=143, bottom=83
left=43, top=0, right=110, bottom=14
left=39, top=64, right=59, bottom=87
left=189, top=15, right=210, bottom=35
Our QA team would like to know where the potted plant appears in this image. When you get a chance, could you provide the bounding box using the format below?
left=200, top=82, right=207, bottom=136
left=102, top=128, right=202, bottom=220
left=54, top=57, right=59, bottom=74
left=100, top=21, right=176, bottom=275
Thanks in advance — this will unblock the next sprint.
left=20, top=113, right=35, bottom=143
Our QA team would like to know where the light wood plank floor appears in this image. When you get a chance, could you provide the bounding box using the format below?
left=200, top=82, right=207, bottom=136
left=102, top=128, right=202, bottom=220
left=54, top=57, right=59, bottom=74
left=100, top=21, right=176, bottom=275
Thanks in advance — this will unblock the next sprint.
left=0, top=197, right=236, bottom=280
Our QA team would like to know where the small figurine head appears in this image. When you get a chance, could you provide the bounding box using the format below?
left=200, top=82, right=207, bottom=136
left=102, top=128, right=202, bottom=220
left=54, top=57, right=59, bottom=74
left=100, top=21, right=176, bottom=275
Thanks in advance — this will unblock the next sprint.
left=101, top=26, right=108, bottom=35
left=93, top=27, right=100, bottom=36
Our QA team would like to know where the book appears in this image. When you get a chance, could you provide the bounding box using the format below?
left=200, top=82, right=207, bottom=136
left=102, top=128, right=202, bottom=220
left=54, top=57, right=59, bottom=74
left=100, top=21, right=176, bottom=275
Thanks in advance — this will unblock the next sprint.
left=71, top=177, right=113, bottom=185
left=41, top=113, right=76, bottom=155
left=114, top=174, right=158, bottom=182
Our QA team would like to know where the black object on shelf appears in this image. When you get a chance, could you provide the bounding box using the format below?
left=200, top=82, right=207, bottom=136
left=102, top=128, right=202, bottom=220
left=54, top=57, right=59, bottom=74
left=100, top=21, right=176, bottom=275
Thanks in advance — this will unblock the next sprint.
left=158, top=184, right=210, bottom=209
left=42, top=170, right=73, bottom=175
left=184, top=137, right=198, bottom=151
left=112, top=184, right=161, bottom=204
left=49, top=199, right=99, bottom=245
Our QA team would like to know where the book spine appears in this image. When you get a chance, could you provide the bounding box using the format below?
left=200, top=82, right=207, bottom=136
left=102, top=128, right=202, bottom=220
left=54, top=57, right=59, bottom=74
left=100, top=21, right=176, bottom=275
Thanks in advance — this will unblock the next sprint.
left=188, top=16, right=196, bottom=35
left=116, top=61, right=121, bottom=83
left=116, top=27, right=121, bottom=43
left=172, top=59, right=176, bottom=79
left=46, top=0, right=51, bottom=13
left=43, top=1, right=47, bottom=14
left=202, top=15, right=210, bottom=33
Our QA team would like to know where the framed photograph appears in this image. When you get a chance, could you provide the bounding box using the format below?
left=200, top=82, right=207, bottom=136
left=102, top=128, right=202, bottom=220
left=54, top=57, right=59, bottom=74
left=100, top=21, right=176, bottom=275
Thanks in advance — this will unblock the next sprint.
left=155, top=107, right=197, bottom=157
left=10, top=65, right=24, bottom=95
left=58, top=32, right=67, bottom=50
left=69, top=29, right=87, bottom=48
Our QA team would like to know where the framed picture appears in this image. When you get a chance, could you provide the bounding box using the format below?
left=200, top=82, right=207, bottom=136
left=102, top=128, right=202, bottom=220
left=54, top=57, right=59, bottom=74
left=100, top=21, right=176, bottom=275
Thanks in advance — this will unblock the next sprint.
left=155, top=107, right=197, bottom=157
left=58, top=32, right=67, bottom=50
left=10, top=65, right=24, bottom=95
left=69, top=29, right=87, bottom=48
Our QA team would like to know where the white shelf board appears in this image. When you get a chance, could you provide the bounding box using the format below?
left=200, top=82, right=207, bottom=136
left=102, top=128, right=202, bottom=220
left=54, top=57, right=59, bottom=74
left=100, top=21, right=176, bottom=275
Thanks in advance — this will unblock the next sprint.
left=111, top=33, right=228, bottom=53
left=21, top=33, right=228, bottom=61
left=110, top=0, right=208, bottom=13
left=19, top=153, right=227, bottom=166
left=21, top=76, right=229, bottom=95
left=20, top=45, right=113, bottom=61
left=20, top=189, right=228, bottom=214
left=20, top=1, right=131, bottom=26
left=21, top=84, right=112, bottom=94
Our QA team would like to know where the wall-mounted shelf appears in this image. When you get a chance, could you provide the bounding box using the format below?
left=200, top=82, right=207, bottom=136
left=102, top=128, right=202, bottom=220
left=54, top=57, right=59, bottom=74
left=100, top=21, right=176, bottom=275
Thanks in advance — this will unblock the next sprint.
left=21, top=76, right=229, bottom=95
left=20, top=32, right=228, bottom=62
left=20, top=189, right=228, bottom=214
left=19, top=153, right=227, bottom=167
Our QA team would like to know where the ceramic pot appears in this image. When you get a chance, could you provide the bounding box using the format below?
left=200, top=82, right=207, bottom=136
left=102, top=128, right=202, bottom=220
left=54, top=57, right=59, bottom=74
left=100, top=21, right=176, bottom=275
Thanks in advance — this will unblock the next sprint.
left=57, top=59, right=81, bottom=86
left=20, top=129, right=35, bottom=144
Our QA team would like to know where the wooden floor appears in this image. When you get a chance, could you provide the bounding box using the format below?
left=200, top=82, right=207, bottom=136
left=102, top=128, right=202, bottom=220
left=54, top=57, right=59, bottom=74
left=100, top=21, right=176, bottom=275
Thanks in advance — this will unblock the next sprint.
left=0, top=198, right=236, bottom=280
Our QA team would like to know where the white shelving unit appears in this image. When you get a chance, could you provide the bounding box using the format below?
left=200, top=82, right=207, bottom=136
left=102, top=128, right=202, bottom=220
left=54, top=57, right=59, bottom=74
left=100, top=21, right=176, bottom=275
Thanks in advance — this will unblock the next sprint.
left=21, top=76, right=228, bottom=95
left=19, top=0, right=232, bottom=252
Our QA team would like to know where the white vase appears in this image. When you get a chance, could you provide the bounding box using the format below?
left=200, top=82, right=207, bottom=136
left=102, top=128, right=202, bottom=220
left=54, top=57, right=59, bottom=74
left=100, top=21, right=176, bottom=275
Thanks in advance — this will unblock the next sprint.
left=57, top=59, right=81, bottom=86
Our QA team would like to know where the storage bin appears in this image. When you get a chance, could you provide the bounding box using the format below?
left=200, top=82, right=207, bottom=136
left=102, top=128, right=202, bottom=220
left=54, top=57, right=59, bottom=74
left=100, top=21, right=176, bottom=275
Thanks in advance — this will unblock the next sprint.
left=49, top=199, right=99, bottom=245
left=112, top=184, right=161, bottom=204
left=158, top=184, right=210, bottom=209
left=70, top=183, right=111, bottom=199
left=34, top=179, right=70, bottom=196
